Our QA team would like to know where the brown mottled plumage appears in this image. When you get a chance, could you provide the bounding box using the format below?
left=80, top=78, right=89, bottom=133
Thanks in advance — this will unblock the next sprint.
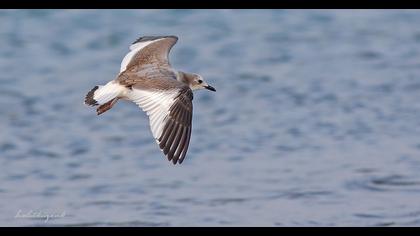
left=84, top=35, right=215, bottom=164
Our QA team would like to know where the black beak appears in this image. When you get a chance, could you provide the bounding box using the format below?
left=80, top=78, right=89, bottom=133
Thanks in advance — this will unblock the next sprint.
left=205, top=85, right=216, bottom=92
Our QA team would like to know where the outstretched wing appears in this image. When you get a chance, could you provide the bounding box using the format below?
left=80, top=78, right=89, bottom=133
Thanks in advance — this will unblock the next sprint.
left=127, top=79, right=193, bottom=164
left=120, top=35, right=178, bottom=73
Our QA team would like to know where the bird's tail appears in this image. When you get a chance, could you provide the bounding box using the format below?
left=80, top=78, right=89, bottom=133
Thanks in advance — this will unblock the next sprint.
left=84, top=85, right=100, bottom=106
left=84, top=81, right=123, bottom=115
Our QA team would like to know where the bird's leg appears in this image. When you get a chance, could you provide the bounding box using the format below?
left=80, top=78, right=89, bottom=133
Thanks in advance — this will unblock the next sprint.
left=96, top=98, right=118, bottom=115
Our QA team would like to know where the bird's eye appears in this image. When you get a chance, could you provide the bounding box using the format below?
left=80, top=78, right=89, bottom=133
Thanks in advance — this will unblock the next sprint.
left=198, top=79, right=203, bottom=84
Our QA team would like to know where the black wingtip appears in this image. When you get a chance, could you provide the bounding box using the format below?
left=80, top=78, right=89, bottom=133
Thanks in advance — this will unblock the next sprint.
left=132, top=35, right=178, bottom=45
left=173, top=158, right=182, bottom=165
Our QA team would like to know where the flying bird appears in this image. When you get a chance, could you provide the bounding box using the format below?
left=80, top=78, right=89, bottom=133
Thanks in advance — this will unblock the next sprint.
left=84, top=36, right=216, bottom=164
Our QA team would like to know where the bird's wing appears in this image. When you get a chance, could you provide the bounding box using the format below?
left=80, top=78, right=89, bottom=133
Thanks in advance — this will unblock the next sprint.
left=127, top=75, right=193, bottom=164
left=120, top=35, right=178, bottom=73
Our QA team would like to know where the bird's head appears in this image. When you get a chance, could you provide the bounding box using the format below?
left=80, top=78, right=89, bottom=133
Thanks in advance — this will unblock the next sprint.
left=180, top=72, right=216, bottom=92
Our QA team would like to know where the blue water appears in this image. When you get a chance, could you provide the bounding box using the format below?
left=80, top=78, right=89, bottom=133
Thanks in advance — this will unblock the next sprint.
left=1, top=9, right=420, bottom=226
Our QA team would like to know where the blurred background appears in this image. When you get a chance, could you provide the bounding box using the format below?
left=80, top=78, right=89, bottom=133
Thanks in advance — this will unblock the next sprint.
left=1, top=9, right=420, bottom=226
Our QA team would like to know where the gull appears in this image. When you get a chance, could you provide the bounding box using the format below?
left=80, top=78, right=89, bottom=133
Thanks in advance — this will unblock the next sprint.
left=84, top=35, right=216, bottom=165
